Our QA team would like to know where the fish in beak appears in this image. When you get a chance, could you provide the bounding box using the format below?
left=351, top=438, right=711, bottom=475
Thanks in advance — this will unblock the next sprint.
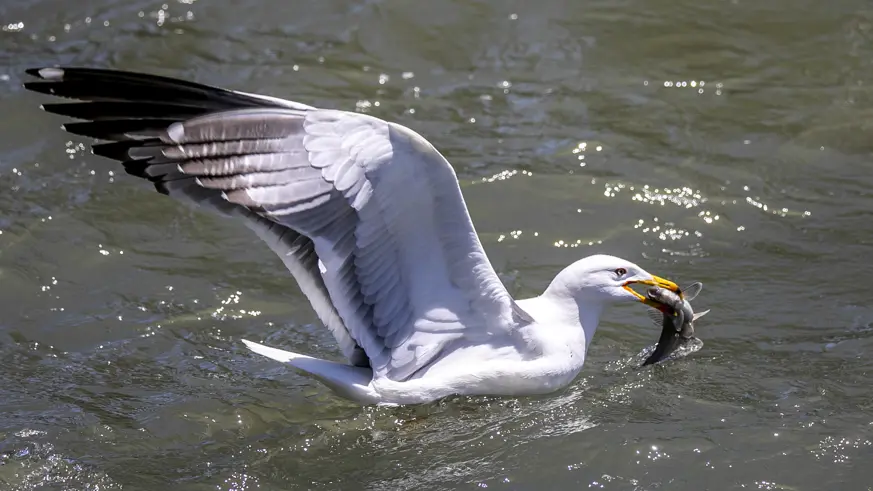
left=641, top=282, right=710, bottom=366
left=623, top=275, right=681, bottom=311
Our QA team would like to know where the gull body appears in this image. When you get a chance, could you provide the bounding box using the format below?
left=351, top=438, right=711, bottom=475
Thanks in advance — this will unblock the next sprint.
left=23, top=67, right=678, bottom=405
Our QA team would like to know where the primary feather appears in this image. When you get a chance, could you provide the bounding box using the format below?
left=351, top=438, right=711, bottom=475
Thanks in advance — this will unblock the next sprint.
left=25, top=67, right=533, bottom=383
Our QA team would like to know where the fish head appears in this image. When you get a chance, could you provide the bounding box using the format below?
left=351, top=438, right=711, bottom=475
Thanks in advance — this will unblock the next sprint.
left=645, top=286, right=683, bottom=313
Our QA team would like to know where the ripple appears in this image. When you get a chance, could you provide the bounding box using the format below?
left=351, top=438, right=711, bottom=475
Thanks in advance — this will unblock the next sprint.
left=1, top=436, right=122, bottom=491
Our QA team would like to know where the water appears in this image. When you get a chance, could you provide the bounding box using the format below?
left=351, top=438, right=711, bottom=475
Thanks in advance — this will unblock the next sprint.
left=2, top=0, right=873, bottom=488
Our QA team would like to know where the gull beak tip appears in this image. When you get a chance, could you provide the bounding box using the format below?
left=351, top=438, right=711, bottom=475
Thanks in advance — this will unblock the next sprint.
left=651, top=275, right=681, bottom=294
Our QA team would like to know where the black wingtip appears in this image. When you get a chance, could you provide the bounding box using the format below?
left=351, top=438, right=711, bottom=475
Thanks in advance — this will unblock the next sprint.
left=25, top=68, right=44, bottom=77
left=61, top=119, right=175, bottom=141
left=92, top=141, right=134, bottom=161
left=22, top=81, right=54, bottom=95
left=122, top=160, right=152, bottom=179
left=154, top=181, right=171, bottom=195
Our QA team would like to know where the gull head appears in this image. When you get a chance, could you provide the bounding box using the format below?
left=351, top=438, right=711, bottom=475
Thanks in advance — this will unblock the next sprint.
left=547, top=254, right=680, bottom=309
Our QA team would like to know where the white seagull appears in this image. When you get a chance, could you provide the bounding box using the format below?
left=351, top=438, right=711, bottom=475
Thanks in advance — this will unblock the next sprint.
left=24, top=67, right=680, bottom=406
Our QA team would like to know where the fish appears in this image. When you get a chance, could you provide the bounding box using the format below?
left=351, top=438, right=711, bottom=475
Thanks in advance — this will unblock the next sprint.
left=641, top=282, right=710, bottom=366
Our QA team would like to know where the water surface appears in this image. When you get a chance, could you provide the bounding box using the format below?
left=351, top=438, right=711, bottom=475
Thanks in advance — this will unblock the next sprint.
left=2, top=0, right=873, bottom=489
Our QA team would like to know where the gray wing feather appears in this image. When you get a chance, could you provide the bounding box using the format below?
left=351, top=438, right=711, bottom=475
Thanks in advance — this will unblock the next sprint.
left=122, top=143, right=373, bottom=368
left=159, top=107, right=530, bottom=380
left=26, top=67, right=531, bottom=381
left=124, top=144, right=373, bottom=368
left=244, top=216, right=369, bottom=368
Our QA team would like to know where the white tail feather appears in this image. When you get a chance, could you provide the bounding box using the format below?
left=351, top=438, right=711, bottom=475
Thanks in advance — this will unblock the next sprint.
left=241, top=339, right=380, bottom=404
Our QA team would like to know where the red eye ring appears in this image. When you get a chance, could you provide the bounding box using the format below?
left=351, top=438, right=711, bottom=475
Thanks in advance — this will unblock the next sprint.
left=615, top=268, right=627, bottom=276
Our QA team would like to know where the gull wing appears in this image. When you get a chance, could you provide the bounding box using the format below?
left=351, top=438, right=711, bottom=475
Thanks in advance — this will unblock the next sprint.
left=24, top=67, right=534, bottom=381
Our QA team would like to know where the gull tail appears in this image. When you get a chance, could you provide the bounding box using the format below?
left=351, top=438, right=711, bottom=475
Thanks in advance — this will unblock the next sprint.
left=241, top=340, right=380, bottom=404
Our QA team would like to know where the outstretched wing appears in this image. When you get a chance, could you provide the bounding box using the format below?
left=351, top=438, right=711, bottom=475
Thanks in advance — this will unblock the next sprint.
left=24, top=67, right=533, bottom=381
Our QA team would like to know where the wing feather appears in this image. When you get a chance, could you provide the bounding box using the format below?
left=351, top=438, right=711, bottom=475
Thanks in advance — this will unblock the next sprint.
left=24, top=66, right=534, bottom=382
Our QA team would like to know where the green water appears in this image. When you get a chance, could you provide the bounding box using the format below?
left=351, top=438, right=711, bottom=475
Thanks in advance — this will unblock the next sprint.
left=2, top=0, right=873, bottom=489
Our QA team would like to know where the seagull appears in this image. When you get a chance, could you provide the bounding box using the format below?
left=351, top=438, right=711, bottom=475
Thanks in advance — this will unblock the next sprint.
left=23, top=67, right=680, bottom=406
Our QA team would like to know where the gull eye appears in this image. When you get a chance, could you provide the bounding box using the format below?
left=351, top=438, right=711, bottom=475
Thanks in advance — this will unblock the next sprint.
left=614, top=267, right=627, bottom=277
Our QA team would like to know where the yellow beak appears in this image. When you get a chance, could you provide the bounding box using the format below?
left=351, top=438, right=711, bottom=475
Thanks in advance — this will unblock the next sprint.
left=622, top=275, right=681, bottom=310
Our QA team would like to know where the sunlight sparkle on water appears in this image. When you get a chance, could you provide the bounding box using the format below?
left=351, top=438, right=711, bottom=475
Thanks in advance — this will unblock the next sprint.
left=634, top=444, right=670, bottom=464
left=635, top=218, right=694, bottom=241
left=660, top=79, right=723, bottom=95
left=480, top=169, right=533, bottom=183
left=811, top=436, right=871, bottom=464
left=496, top=230, right=523, bottom=242
left=632, top=185, right=705, bottom=208
left=553, top=239, right=602, bottom=248
left=572, top=141, right=604, bottom=167
left=745, top=196, right=810, bottom=218
left=222, top=471, right=259, bottom=491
